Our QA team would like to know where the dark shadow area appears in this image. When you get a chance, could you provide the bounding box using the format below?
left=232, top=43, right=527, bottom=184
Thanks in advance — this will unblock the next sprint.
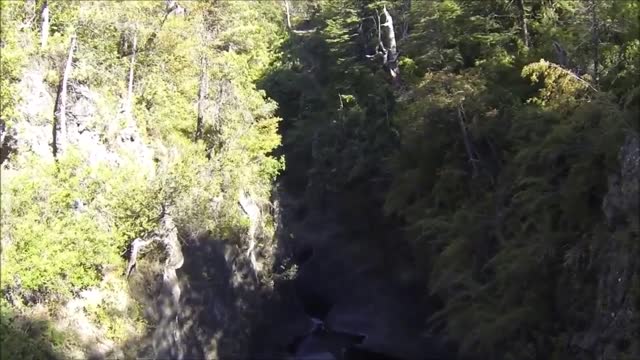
left=0, top=305, right=133, bottom=360
left=119, top=230, right=271, bottom=360
left=0, top=312, right=68, bottom=360
left=0, top=119, right=17, bottom=166
left=252, top=14, right=457, bottom=358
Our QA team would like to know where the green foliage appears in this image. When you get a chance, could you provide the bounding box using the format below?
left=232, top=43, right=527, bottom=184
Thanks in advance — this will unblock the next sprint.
left=0, top=150, right=158, bottom=301
left=2, top=0, right=638, bottom=358
left=83, top=276, right=146, bottom=343
left=264, top=0, right=639, bottom=359
left=381, top=0, right=639, bottom=358
left=1, top=1, right=288, bottom=358
left=0, top=2, right=32, bottom=127
left=0, top=299, right=69, bottom=360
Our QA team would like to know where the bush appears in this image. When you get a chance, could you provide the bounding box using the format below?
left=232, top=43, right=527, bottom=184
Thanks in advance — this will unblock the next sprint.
left=1, top=149, right=159, bottom=303
left=0, top=299, right=69, bottom=360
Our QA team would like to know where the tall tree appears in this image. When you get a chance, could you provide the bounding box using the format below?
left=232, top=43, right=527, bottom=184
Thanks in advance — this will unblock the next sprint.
left=195, top=56, right=208, bottom=141
left=283, top=0, right=292, bottom=30
left=591, top=0, right=599, bottom=85
left=127, top=30, right=137, bottom=119
left=516, top=0, right=529, bottom=48
left=40, top=0, right=49, bottom=48
left=52, top=34, right=76, bottom=158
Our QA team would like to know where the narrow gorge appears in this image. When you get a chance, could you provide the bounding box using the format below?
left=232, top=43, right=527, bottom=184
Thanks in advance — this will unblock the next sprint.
left=1, top=1, right=638, bottom=360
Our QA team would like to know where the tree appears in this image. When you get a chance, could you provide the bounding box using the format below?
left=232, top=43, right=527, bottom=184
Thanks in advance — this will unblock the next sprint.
left=516, top=0, right=529, bottom=48
left=194, top=55, right=207, bottom=142
left=40, top=0, right=49, bottom=48
left=52, top=34, right=76, bottom=158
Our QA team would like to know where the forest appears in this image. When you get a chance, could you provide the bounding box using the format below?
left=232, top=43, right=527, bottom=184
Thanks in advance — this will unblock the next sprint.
left=0, top=1, right=638, bottom=360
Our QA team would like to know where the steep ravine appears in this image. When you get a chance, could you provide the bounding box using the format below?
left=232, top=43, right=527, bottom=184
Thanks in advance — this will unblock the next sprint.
left=247, top=183, right=453, bottom=360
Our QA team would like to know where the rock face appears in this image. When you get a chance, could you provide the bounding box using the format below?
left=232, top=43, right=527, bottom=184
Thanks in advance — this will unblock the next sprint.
left=575, top=134, right=640, bottom=359
left=4, top=65, right=161, bottom=359
left=602, top=135, right=640, bottom=227
left=128, top=232, right=268, bottom=360
left=7, top=65, right=154, bottom=169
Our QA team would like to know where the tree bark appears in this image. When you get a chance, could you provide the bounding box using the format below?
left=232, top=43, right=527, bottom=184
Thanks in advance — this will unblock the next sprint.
left=40, top=0, right=49, bottom=48
left=457, top=104, right=479, bottom=178
left=400, top=0, right=411, bottom=40
left=283, top=0, right=292, bottom=30
left=24, top=0, right=36, bottom=29
left=591, top=0, right=599, bottom=85
left=516, top=0, right=530, bottom=48
left=553, top=41, right=570, bottom=68
left=239, top=191, right=262, bottom=280
left=195, top=57, right=208, bottom=141
left=381, top=6, right=399, bottom=80
left=127, top=33, right=137, bottom=118
left=52, top=35, right=76, bottom=159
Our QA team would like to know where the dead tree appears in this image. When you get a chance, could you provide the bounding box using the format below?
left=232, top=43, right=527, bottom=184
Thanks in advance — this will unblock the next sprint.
left=23, top=0, right=37, bottom=29
left=381, top=6, right=399, bottom=79
left=457, top=104, right=479, bottom=178
left=40, top=0, right=49, bottom=48
left=399, top=0, right=411, bottom=40
left=516, top=0, right=530, bottom=48
left=239, top=191, right=262, bottom=281
left=553, top=41, right=570, bottom=68
left=127, top=32, right=138, bottom=119
left=591, top=0, right=599, bottom=85
left=366, top=6, right=400, bottom=81
left=52, top=35, right=76, bottom=159
left=165, top=0, right=186, bottom=16
left=194, top=57, right=208, bottom=141
left=283, top=0, right=292, bottom=30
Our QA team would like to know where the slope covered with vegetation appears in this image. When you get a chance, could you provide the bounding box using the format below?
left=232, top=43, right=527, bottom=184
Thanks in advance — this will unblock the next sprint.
left=264, top=1, right=639, bottom=359
left=1, top=1, right=639, bottom=359
left=1, top=1, right=285, bottom=358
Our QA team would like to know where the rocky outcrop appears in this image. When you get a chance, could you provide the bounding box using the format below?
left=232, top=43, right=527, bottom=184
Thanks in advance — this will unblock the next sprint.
left=10, top=65, right=154, bottom=169
left=127, top=231, right=270, bottom=360
left=602, top=134, right=640, bottom=227
left=574, top=133, right=640, bottom=359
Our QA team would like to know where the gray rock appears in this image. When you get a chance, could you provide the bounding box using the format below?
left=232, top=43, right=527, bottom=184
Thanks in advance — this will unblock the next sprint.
left=574, top=134, right=640, bottom=360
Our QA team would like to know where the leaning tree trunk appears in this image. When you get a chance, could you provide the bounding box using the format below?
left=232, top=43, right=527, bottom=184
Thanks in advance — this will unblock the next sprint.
left=52, top=35, right=76, bottom=159
left=457, top=104, right=479, bottom=178
left=400, top=0, right=411, bottom=40
left=40, top=0, right=49, bottom=48
left=591, top=0, right=599, bottom=85
left=195, top=57, right=208, bottom=141
left=127, top=32, right=137, bottom=119
left=516, top=0, right=530, bottom=48
left=283, top=0, right=292, bottom=30
left=239, top=191, right=262, bottom=281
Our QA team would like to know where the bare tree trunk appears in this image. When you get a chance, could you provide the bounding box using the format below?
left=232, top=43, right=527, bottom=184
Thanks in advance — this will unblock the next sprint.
left=457, top=104, right=479, bottom=178
left=516, top=0, right=530, bottom=48
left=24, top=0, right=36, bottom=29
left=40, top=0, right=49, bottom=48
left=283, top=0, right=292, bottom=30
left=400, top=0, right=411, bottom=40
left=195, top=57, right=208, bottom=141
left=127, top=33, right=137, bottom=118
left=591, top=0, right=599, bottom=85
left=381, top=6, right=399, bottom=80
left=239, top=191, right=262, bottom=280
left=553, top=41, right=570, bottom=68
left=52, top=35, right=76, bottom=158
